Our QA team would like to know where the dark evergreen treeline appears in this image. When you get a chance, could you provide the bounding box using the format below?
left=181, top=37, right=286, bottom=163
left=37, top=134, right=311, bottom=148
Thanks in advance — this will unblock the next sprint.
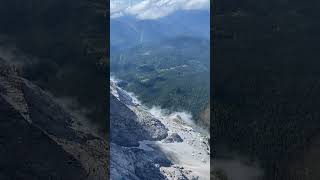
left=213, top=0, right=320, bottom=179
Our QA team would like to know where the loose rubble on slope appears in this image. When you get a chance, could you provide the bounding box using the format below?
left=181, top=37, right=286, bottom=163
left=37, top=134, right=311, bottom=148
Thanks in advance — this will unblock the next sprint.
left=0, top=59, right=108, bottom=180
left=110, top=80, right=210, bottom=180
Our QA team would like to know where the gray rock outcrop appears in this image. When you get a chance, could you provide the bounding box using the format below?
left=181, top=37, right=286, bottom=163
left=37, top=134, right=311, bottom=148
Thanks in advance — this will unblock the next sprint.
left=110, top=82, right=168, bottom=147
left=110, top=80, right=209, bottom=180
left=110, top=82, right=175, bottom=179
left=0, top=59, right=108, bottom=180
left=164, top=133, right=183, bottom=143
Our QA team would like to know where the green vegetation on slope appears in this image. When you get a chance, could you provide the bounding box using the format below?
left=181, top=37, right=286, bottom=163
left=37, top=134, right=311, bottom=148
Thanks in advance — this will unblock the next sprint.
left=111, top=37, right=210, bottom=127
left=213, top=0, right=320, bottom=179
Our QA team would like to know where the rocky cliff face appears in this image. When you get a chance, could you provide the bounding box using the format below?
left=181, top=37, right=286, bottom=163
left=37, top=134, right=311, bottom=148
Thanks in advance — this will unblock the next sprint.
left=0, top=0, right=108, bottom=179
left=0, top=59, right=107, bottom=180
left=0, top=0, right=108, bottom=133
left=110, top=80, right=210, bottom=180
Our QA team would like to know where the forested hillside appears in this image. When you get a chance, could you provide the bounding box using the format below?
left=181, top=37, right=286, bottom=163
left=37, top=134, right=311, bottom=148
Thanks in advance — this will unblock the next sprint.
left=111, top=37, right=210, bottom=127
left=213, top=0, right=320, bottom=179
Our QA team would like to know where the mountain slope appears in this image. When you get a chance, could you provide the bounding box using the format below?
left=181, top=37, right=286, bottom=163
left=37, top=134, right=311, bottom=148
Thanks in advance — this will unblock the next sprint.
left=0, top=0, right=108, bottom=132
left=0, top=59, right=108, bottom=179
left=111, top=37, right=210, bottom=128
left=110, top=80, right=210, bottom=179
left=213, top=0, right=320, bottom=179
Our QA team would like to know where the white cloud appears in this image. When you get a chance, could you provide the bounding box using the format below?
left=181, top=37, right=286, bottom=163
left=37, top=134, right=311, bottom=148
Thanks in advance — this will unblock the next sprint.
left=110, top=0, right=210, bottom=19
left=110, top=0, right=129, bottom=18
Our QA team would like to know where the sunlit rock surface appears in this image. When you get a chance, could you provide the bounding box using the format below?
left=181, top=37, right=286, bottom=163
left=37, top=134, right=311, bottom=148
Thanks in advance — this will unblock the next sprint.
left=110, top=80, right=210, bottom=180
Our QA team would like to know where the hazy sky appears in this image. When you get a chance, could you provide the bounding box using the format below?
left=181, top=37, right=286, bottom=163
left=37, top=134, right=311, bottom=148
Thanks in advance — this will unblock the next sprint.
left=111, top=0, right=210, bottom=19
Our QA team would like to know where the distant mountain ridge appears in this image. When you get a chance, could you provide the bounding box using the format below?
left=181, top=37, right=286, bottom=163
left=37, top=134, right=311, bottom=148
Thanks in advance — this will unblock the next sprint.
left=111, top=9, right=210, bottom=49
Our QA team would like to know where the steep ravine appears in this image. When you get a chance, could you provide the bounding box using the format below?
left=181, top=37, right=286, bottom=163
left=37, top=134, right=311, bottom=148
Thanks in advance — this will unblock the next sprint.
left=110, top=79, right=210, bottom=180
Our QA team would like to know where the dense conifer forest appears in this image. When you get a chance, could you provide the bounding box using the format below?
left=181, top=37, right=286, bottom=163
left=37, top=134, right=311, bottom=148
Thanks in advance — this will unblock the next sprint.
left=213, top=0, right=320, bottom=179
